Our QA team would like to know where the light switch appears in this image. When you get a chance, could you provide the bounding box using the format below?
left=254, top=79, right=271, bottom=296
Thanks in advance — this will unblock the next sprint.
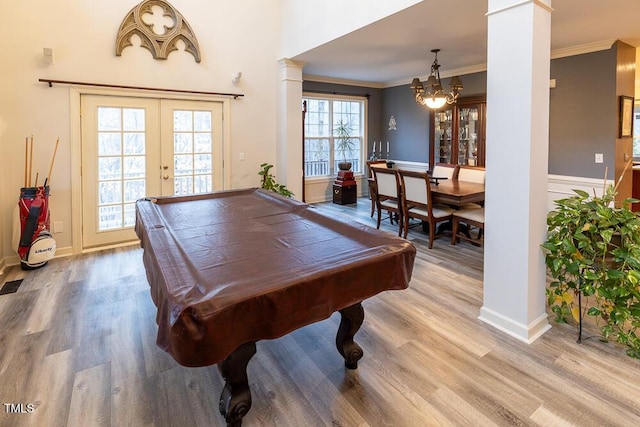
left=595, top=153, right=603, bottom=164
left=239, top=152, right=245, bottom=161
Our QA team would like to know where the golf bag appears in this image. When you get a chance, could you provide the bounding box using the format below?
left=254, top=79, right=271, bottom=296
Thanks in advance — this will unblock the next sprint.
left=12, top=186, right=56, bottom=270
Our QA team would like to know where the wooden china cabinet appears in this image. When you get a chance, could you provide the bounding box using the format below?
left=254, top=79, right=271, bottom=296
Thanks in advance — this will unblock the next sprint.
left=430, top=95, right=486, bottom=167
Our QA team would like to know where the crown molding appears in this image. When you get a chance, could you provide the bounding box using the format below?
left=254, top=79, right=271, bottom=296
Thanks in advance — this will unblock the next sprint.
left=307, top=40, right=617, bottom=90
left=303, top=74, right=385, bottom=89
left=550, top=39, right=616, bottom=59
left=384, top=63, right=487, bottom=89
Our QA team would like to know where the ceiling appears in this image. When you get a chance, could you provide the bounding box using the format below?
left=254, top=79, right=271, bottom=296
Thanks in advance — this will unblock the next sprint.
left=293, top=0, right=640, bottom=87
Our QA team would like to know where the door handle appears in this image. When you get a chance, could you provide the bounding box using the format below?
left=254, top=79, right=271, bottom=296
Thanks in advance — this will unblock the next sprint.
left=163, top=174, right=170, bottom=180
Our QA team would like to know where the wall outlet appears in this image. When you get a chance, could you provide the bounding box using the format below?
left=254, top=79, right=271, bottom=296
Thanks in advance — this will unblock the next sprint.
left=53, top=221, right=63, bottom=233
left=595, top=153, right=603, bottom=164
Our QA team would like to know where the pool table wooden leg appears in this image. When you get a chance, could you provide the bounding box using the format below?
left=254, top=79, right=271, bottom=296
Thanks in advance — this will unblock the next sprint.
left=336, top=302, right=364, bottom=369
left=218, top=341, right=257, bottom=427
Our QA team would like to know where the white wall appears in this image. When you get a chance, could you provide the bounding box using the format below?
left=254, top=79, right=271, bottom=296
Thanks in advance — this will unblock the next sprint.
left=279, top=0, right=422, bottom=59
left=0, top=1, right=281, bottom=261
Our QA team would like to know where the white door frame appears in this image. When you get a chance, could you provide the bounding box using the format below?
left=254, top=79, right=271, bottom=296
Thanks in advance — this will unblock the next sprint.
left=70, top=86, right=232, bottom=254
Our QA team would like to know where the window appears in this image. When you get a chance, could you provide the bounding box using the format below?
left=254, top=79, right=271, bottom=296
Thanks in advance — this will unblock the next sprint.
left=96, top=106, right=147, bottom=230
left=172, top=109, right=214, bottom=195
left=303, top=95, right=365, bottom=177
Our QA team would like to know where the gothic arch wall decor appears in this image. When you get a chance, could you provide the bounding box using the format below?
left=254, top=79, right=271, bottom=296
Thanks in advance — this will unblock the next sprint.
left=115, top=0, right=201, bottom=63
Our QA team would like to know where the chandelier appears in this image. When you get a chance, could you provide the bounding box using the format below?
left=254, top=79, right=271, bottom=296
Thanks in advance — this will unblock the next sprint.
left=410, top=49, right=463, bottom=109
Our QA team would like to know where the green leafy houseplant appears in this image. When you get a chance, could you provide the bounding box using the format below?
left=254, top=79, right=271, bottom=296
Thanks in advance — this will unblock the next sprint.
left=258, top=163, right=293, bottom=198
left=334, top=119, right=356, bottom=170
left=542, top=173, right=640, bottom=358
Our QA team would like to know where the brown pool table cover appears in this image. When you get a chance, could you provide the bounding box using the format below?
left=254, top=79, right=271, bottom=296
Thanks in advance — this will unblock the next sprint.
left=135, top=188, right=416, bottom=367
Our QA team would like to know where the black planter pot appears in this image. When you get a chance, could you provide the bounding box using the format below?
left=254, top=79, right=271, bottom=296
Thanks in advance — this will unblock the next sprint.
left=338, top=161, right=352, bottom=171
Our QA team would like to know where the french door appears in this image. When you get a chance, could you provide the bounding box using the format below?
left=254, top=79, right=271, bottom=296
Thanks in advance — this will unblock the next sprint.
left=81, top=95, right=223, bottom=248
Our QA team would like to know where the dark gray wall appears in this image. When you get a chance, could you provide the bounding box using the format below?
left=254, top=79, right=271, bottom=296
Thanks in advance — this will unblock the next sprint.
left=549, top=49, right=617, bottom=179
left=382, top=85, right=429, bottom=162
left=302, top=80, right=383, bottom=144
left=382, top=72, right=487, bottom=163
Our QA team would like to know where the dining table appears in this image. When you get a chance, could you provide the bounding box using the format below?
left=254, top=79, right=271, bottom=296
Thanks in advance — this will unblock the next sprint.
left=429, top=178, right=485, bottom=206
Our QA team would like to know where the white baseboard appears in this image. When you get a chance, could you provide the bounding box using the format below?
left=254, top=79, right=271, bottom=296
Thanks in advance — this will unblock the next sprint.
left=3, top=246, right=73, bottom=268
left=81, top=240, right=140, bottom=254
left=478, top=306, right=551, bottom=344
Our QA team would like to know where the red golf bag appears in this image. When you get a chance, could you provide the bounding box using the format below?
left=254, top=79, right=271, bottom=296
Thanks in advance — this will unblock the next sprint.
left=12, top=186, right=56, bottom=270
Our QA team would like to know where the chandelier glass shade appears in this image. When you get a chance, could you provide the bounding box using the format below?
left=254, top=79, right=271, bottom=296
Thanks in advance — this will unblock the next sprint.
left=410, top=49, right=463, bottom=109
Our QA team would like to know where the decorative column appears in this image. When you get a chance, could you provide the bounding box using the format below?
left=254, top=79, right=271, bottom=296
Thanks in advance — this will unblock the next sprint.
left=277, top=59, right=305, bottom=200
left=480, top=0, right=553, bottom=342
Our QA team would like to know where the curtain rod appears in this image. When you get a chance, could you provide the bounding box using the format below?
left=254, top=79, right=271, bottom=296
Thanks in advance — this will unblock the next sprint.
left=304, top=89, right=370, bottom=99
left=38, top=79, right=244, bottom=99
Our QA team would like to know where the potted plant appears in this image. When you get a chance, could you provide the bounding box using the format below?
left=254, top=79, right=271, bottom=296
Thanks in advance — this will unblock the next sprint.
left=258, top=163, right=293, bottom=197
left=542, top=167, right=640, bottom=358
left=334, top=119, right=356, bottom=171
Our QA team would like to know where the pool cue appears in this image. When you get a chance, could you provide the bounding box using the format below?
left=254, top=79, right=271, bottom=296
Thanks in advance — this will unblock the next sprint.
left=24, top=137, right=29, bottom=187
left=46, top=137, right=59, bottom=187
left=28, top=135, right=34, bottom=187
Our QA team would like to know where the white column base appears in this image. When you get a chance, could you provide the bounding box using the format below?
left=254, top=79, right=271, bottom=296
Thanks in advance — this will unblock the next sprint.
left=479, top=306, right=551, bottom=344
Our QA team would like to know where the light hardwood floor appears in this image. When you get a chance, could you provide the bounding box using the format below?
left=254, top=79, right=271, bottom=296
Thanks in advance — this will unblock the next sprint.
left=1, top=197, right=639, bottom=426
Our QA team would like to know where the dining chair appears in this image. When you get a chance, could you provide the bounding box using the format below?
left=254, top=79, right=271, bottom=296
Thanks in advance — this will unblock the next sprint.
left=457, top=166, right=485, bottom=184
left=398, top=169, right=455, bottom=248
left=431, top=163, right=459, bottom=180
left=366, top=160, right=387, bottom=178
left=368, top=178, right=377, bottom=217
left=368, top=163, right=387, bottom=218
left=370, top=167, right=403, bottom=236
left=456, top=166, right=486, bottom=219
left=451, top=207, right=485, bottom=246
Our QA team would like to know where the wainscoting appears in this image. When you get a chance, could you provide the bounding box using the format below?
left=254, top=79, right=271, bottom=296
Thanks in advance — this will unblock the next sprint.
left=303, top=158, right=611, bottom=213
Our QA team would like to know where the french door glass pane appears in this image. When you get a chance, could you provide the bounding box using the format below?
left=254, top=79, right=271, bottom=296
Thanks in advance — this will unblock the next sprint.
left=123, top=156, right=145, bottom=179
left=98, top=157, right=121, bottom=180
left=98, top=108, right=121, bottom=131
left=124, top=204, right=137, bottom=227
left=98, top=133, right=121, bottom=155
left=173, top=110, right=213, bottom=195
left=124, top=133, right=145, bottom=155
left=123, top=108, right=145, bottom=131
left=99, top=205, right=122, bottom=230
left=96, top=106, right=146, bottom=232
left=174, top=176, right=193, bottom=195
left=124, top=179, right=145, bottom=202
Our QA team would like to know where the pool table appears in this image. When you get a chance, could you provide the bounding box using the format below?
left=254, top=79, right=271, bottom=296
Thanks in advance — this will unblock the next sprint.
left=135, top=188, right=416, bottom=426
